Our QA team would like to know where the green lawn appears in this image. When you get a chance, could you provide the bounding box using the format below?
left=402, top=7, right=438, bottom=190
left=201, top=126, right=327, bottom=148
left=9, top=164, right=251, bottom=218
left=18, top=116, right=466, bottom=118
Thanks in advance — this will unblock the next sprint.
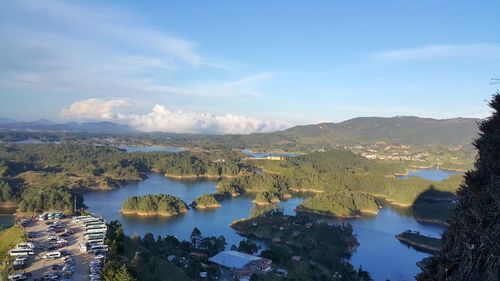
left=0, top=226, right=25, bottom=271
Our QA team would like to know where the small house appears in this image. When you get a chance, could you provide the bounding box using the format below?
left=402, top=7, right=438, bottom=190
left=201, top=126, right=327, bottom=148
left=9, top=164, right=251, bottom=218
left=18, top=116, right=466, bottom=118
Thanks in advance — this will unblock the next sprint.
left=276, top=268, right=288, bottom=277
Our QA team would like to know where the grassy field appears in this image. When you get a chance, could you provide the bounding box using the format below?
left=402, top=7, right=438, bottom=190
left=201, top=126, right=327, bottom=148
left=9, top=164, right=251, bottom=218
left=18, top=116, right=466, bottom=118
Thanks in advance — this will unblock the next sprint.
left=0, top=226, right=25, bottom=272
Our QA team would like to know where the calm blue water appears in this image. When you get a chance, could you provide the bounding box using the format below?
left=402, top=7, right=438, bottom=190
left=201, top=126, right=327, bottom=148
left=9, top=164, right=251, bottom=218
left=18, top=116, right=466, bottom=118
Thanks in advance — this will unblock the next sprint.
left=241, top=149, right=300, bottom=158
left=119, top=146, right=185, bottom=153
left=84, top=168, right=456, bottom=281
left=0, top=206, right=16, bottom=227
left=328, top=203, right=444, bottom=281
left=12, top=140, right=60, bottom=144
left=398, top=168, right=461, bottom=181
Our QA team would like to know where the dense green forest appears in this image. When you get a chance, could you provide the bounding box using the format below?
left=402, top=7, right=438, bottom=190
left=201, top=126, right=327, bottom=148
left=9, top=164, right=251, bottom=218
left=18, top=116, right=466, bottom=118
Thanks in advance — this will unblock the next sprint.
left=0, top=143, right=250, bottom=211
left=122, top=194, right=188, bottom=216
left=298, top=190, right=379, bottom=217
left=220, top=150, right=464, bottom=217
left=103, top=220, right=193, bottom=281
left=191, top=194, right=221, bottom=208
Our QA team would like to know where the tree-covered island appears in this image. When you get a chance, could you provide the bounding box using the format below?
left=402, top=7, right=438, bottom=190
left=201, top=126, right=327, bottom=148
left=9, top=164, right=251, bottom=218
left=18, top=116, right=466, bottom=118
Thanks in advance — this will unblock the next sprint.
left=121, top=194, right=188, bottom=216
left=191, top=194, right=221, bottom=209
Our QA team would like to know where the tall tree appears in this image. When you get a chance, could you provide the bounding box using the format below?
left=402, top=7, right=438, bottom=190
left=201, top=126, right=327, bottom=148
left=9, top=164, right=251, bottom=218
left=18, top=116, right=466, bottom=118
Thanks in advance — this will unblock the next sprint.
left=190, top=227, right=201, bottom=247
left=418, top=94, right=500, bottom=281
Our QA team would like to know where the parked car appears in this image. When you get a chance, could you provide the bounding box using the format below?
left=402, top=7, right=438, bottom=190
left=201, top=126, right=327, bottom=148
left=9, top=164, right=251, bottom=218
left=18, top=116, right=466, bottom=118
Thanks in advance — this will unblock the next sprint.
left=42, top=271, right=61, bottom=280
left=43, top=251, right=61, bottom=259
left=8, top=272, right=31, bottom=280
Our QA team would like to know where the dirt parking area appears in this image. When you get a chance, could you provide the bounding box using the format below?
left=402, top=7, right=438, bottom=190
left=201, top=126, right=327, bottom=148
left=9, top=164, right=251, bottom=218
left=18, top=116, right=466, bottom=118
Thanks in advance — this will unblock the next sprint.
left=19, top=218, right=92, bottom=281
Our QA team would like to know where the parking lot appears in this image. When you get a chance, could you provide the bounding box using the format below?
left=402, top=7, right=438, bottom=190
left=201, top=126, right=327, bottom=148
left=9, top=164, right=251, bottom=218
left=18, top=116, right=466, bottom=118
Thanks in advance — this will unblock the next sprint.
left=7, top=215, right=104, bottom=281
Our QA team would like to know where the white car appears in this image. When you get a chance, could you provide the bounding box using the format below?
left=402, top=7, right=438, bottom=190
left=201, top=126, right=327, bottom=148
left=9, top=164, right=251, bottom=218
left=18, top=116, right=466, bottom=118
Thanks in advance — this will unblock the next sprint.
left=8, top=273, right=27, bottom=280
left=43, top=251, right=61, bottom=259
left=63, top=265, right=75, bottom=272
left=14, top=256, right=28, bottom=262
left=94, top=254, right=105, bottom=260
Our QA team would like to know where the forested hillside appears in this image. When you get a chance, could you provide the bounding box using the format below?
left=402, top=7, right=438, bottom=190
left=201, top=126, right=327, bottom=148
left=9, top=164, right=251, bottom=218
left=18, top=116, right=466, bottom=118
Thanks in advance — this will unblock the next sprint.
left=220, top=149, right=464, bottom=216
left=418, top=94, right=500, bottom=281
left=0, top=144, right=249, bottom=211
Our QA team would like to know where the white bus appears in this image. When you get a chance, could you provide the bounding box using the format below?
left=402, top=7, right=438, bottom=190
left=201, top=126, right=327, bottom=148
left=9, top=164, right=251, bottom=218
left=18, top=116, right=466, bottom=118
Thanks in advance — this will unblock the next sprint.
left=85, top=233, right=106, bottom=240
left=9, top=248, right=34, bottom=256
left=85, top=223, right=106, bottom=229
left=16, top=242, right=35, bottom=249
left=84, top=230, right=106, bottom=237
left=83, top=221, right=105, bottom=227
left=82, top=219, right=104, bottom=225
left=87, top=239, right=105, bottom=246
left=79, top=217, right=101, bottom=224
left=89, top=245, right=108, bottom=253
left=72, top=215, right=93, bottom=222
left=85, top=225, right=107, bottom=232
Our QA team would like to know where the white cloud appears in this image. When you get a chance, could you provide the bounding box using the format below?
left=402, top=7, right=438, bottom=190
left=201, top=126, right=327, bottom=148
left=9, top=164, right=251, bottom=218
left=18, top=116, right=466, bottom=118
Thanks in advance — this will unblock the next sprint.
left=60, top=99, right=288, bottom=134
left=60, top=99, right=129, bottom=120
left=375, top=43, right=500, bottom=61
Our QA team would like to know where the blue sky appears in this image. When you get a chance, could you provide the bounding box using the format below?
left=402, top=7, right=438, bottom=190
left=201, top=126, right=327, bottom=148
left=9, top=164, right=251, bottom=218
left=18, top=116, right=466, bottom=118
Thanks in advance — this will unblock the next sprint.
left=0, top=0, right=499, bottom=133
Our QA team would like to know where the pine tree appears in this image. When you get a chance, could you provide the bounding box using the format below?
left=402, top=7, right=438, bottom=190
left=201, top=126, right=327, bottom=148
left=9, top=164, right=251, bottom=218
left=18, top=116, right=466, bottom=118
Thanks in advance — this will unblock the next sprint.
left=114, top=264, right=136, bottom=281
left=417, top=93, right=500, bottom=281
left=102, top=262, right=136, bottom=281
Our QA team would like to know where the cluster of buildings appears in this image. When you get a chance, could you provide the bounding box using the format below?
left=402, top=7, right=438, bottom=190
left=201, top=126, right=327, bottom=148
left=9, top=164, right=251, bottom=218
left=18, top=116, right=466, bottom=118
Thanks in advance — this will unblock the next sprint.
left=346, top=144, right=428, bottom=161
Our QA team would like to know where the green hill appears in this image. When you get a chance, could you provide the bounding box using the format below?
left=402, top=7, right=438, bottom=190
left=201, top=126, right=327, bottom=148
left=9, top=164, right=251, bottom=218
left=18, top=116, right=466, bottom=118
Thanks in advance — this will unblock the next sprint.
left=282, top=116, right=479, bottom=147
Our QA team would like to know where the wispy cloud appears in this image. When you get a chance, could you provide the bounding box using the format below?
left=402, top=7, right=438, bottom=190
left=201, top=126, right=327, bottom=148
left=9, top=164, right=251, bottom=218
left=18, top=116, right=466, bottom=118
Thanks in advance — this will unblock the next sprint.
left=374, top=43, right=500, bottom=61
left=60, top=99, right=288, bottom=134
left=0, top=0, right=274, bottom=101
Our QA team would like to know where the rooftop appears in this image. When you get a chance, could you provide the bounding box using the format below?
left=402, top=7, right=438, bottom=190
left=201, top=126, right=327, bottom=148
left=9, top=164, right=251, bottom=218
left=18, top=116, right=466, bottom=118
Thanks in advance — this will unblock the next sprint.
left=209, top=251, right=261, bottom=269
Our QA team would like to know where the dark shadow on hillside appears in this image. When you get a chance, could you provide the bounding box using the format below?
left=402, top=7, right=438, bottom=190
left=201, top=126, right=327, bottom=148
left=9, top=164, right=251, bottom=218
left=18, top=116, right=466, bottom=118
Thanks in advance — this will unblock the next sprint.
left=411, top=186, right=457, bottom=226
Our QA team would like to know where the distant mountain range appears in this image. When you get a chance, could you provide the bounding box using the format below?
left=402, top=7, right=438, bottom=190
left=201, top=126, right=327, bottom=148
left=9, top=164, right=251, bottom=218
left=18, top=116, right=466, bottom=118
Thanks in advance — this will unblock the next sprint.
left=279, top=116, right=481, bottom=147
left=0, top=119, right=132, bottom=133
left=196, top=116, right=481, bottom=149
left=0, top=116, right=481, bottom=148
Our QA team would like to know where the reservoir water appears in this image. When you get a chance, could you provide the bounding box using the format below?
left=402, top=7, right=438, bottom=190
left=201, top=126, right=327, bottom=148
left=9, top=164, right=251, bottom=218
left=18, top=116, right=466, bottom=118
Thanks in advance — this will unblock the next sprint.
left=241, top=149, right=301, bottom=158
left=119, top=146, right=185, bottom=153
left=84, top=169, right=459, bottom=281
left=0, top=206, right=16, bottom=227
left=397, top=168, right=460, bottom=182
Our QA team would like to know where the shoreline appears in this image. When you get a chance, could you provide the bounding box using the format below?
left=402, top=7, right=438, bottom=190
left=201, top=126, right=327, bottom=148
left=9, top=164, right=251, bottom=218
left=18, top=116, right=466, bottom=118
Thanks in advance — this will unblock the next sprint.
left=414, top=217, right=450, bottom=227
left=290, top=188, right=324, bottom=193
left=0, top=202, right=18, bottom=208
left=165, top=174, right=238, bottom=179
left=120, top=209, right=188, bottom=217
left=294, top=206, right=378, bottom=219
left=395, top=234, right=441, bottom=254
left=192, top=203, right=221, bottom=209
left=404, top=165, right=467, bottom=174
left=252, top=199, right=281, bottom=206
